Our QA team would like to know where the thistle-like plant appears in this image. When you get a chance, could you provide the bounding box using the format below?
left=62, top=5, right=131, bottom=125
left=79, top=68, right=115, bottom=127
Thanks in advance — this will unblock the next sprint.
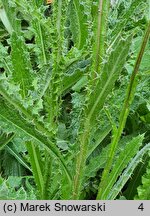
left=0, top=0, right=150, bottom=200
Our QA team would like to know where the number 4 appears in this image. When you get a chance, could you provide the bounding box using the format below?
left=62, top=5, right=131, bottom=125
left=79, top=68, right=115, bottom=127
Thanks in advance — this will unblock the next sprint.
left=138, top=203, right=144, bottom=211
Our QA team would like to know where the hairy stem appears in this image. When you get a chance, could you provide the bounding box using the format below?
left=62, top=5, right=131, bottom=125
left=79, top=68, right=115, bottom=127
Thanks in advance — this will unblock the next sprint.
left=72, top=0, right=110, bottom=200
left=72, top=122, right=90, bottom=199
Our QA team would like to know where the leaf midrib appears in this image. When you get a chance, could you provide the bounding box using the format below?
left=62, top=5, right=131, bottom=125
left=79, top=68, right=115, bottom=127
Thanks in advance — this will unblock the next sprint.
left=87, top=41, right=127, bottom=121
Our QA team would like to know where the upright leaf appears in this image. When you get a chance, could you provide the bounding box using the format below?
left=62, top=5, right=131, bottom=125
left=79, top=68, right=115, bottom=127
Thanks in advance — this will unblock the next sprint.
left=26, top=142, right=44, bottom=198
left=1, top=0, right=20, bottom=33
left=93, top=0, right=110, bottom=74
left=86, top=36, right=132, bottom=124
left=28, top=0, right=51, bottom=67
left=108, top=143, right=150, bottom=200
left=97, top=22, right=150, bottom=200
left=68, top=0, right=88, bottom=49
left=72, top=36, right=132, bottom=199
left=11, top=32, right=33, bottom=98
left=99, top=134, right=144, bottom=199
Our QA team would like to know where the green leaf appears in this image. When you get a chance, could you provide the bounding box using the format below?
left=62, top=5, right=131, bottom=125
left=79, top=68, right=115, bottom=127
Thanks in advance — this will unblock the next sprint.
left=87, top=125, right=111, bottom=158
left=28, top=0, right=51, bottom=67
left=85, top=144, right=109, bottom=179
left=0, top=0, right=20, bottom=33
left=11, top=32, right=33, bottom=98
left=0, top=43, right=12, bottom=75
left=62, top=69, right=84, bottom=93
left=1, top=151, right=25, bottom=176
left=97, top=21, right=150, bottom=200
left=108, top=143, right=150, bottom=200
left=135, top=153, right=150, bottom=200
left=0, top=7, right=13, bottom=34
left=61, top=58, right=91, bottom=93
left=26, top=142, right=44, bottom=197
left=0, top=176, right=36, bottom=200
left=102, top=134, right=144, bottom=199
left=93, top=0, right=110, bottom=73
left=110, top=0, right=145, bottom=40
left=31, top=20, right=48, bottom=66
left=0, top=96, right=72, bottom=184
left=68, top=0, right=88, bottom=49
left=0, top=132, right=14, bottom=150
left=86, top=36, right=132, bottom=124
left=6, top=143, right=32, bottom=172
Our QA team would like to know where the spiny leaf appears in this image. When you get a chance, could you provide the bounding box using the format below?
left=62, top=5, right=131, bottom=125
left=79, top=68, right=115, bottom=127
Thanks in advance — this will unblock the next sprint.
left=11, top=32, right=33, bottom=98
left=101, top=134, right=144, bottom=199
left=0, top=43, right=12, bottom=75
left=108, top=143, right=150, bottom=200
left=28, top=0, right=51, bottom=67
left=61, top=58, right=91, bottom=93
left=44, top=0, right=68, bottom=127
left=97, top=21, right=150, bottom=200
left=93, top=0, right=110, bottom=74
left=110, top=0, right=145, bottom=40
left=72, top=36, right=132, bottom=199
left=0, top=176, right=36, bottom=200
left=86, top=36, right=132, bottom=124
left=0, top=96, right=72, bottom=183
left=42, top=153, right=52, bottom=199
